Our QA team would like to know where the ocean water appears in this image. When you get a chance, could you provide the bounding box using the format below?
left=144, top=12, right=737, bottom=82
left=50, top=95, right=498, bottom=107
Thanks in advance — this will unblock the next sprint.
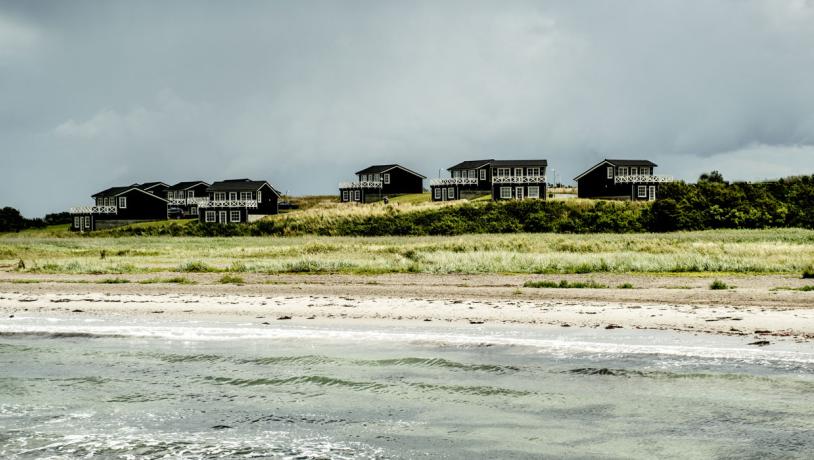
left=1, top=315, right=813, bottom=459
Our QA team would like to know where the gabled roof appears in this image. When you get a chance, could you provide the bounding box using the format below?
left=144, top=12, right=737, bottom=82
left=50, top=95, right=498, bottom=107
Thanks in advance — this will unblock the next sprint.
left=574, top=159, right=658, bottom=181
left=355, top=164, right=426, bottom=179
left=138, top=181, right=169, bottom=191
left=167, top=181, right=210, bottom=191
left=92, top=185, right=169, bottom=202
left=448, top=159, right=494, bottom=170
left=491, top=159, right=548, bottom=167
left=209, top=179, right=281, bottom=196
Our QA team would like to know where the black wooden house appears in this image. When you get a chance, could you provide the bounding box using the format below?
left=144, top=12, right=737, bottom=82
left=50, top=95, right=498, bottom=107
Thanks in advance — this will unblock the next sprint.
left=166, top=181, right=210, bottom=218
left=574, top=159, right=671, bottom=201
left=198, top=179, right=280, bottom=224
left=70, top=183, right=169, bottom=232
left=339, top=164, right=425, bottom=203
left=431, top=159, right=548, bottom=201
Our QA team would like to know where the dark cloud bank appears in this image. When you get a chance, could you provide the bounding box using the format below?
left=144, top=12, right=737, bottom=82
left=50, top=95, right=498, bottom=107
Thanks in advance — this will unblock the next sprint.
left=1, top=0, right=813, bottom=216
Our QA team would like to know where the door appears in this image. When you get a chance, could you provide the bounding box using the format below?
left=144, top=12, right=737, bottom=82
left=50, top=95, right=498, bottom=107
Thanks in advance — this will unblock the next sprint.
left=516, top=187, right=524, bottom=200
left=441, top=188, right=447, bottom=201
left=648, top=186, right=656, bottom=201
left=219, top=211, right=227, bottom=223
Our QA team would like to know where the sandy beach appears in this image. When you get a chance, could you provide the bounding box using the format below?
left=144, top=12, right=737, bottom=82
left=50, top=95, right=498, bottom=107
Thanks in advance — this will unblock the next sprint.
left=2, top=272, right=813, bottom=343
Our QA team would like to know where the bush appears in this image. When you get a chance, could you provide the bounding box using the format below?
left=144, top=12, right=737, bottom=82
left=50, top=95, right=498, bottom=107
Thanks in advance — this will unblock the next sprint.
left=524, top=279, right=608, bottom=289
left=803, top=269, right=814, bottom=279
left=709, top=280, right=729, bottom=290
left=139, top=276, right=195, bottom=284
left=178, top=261, right=218, bottom=273
left=219, top=274, right=245, bottom=284
left=617, top=283, right=634, bottom=289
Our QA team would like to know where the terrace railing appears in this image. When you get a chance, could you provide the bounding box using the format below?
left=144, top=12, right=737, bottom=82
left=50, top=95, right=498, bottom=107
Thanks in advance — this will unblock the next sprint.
left=492, top=175, right=547, bottom=184
left=167, top=197, right=209, bottom=206
left=614, top=175, right=674, bottom=184
left=429, top=177, right=479, bottom=186
left=69, top=206, right=117, bottom=215
left=338, top=181, right=383, bottom=189
left=198, top=200, right=259, bottom=209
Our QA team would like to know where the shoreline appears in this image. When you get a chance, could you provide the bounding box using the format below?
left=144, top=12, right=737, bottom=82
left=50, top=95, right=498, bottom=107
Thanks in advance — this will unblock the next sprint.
left=2, top=273, right=813, bottom=343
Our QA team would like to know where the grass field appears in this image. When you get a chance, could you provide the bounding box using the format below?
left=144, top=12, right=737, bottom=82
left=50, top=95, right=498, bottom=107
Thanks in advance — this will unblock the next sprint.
left=1, top=229, right=813, bottom=276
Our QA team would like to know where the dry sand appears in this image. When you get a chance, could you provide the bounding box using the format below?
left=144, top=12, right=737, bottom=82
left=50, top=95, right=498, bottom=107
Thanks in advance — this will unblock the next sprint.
left=1, top=272, right=813, bottom=343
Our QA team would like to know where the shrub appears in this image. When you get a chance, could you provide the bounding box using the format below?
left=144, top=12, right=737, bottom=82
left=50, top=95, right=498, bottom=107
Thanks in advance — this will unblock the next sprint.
left=219, top=274, right=245, bottom=285
left=524, top=279, right=608, bottom=289
left=709, top=280, right=729, bottom=290
left=139, top=276, right=195, bottom=284
left=100, top=277, right=129, bottom=284
left=803, top=268, right=814, bottom=279
left=178, top=261, right=217, bottom=273
left=617, top=283, right=634, bottom=289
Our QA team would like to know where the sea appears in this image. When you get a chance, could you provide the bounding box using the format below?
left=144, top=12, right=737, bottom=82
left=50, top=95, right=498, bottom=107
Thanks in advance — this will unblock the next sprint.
left=1, top=314, right=813, bottom=459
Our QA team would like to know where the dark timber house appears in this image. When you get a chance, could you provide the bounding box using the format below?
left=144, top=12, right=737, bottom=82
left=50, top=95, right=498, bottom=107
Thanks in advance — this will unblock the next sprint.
left=431, top=159, right=548, bottom=201
left=339, top=164, right=425, bottom=203
left=69, top=182, right=170, bottom=232
left=166, top=181, right=210, bottom=218
left=574, top=159, right=671, bottom=201
left=198, top=179, right=280, bottom=224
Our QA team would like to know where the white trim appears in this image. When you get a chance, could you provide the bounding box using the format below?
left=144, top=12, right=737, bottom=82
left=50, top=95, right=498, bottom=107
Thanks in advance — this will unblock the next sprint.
left=434, top=188, right=441, bottom=199
left=480, top=169, right=486, bottom=180
left=500, top=187, right=512, bottom=199
left=118, top=196, right=127, bottom=209
left=190, top=206, right=198, bottom=216
left=528, top=186, right=540, bottom=198
left=83, top=216, right=90, bottom=228
left=74, top=217, right=80, bottom=228
left=205, top=211, right=216, bottom=222
left=516, top=186, right=524, bottom=200
left=637, top=185, right=647, bottom=198
left=619, top=166, right=629, bottom=176
left=230, top=210, right=241, bottom=222
left=447, top=187, right=455, bottom=199
left=468, top=170, right=476, bottom=179
left=229, top=192, right=237, bottom=200
left=383, top=173, right=390, bottom=184
left=355, top=165, right=427, bottom=179
left=607, top=166, right=614, bottom=179
left=648, top=185, right=656, bottom=201
left=342, top=190, right=349, bottom=201
left=496, top=168, right=510, bottom=177
left=354, top=190, right=360, bottom=201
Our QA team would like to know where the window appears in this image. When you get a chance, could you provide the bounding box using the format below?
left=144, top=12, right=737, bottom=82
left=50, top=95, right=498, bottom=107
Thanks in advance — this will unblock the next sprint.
left=187, top=190, right=194, bottom=198
left=240, top=192, right=251, bottom=200
left=84, top=216, right=90, bottom=228
left=642, top=167, right=650, bottom=175
left=447, top=187, right=455, bottom=199
left=619, top=167, right=628, bottom=176
left=354, top=190, right=360, bottom=201
left=383, top=173, right=390, bottom=184
left=528, top=167, right=540, bottom=176
left=514, top=168, right=523, bottom=176
left=205, top=211, right=216, bottom=222
left=434, top=188, right=441, bottom=199
left=528, top=186, right=540, bottom=198
left=607, top=166, right=614, bottom=178
left=118, top=196, right=127, bottom=208
left=480, top=169, right=486, bottom=180
left=638, top=185, right=647, bottom=198
left=468, top=170, right=476, bottom=179
left=516, top=187, right=524, bottom=200
left=649, top=186, right=656, bottom=201
left=342, top=191, right=349, bottom=201
left=214, top=192, right=226, bottom=201
left=190, top=206, right=198, bottom=216
left=74, top=217, right=80, bottom=228
left=229, top=192, right=237, bottom=200
left=257, top=191, right=262, bottom=202
left=496, top=168, right=510, bottom=177
left=230, top=210, right=241, bottom=222
left=630, top=167, right=638, bottom=175
left=500, top=187, right=512, bottom=199
left=453, top=170, right=460, bottom=178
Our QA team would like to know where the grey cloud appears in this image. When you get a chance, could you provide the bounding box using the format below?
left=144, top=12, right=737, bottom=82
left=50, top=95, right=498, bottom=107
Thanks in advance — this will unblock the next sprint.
left=1, top=0, right=814, bottom=216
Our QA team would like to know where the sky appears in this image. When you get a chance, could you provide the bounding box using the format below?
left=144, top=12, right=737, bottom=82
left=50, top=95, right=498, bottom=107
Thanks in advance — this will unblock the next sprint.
left=1, top=0, right=814, bottom=217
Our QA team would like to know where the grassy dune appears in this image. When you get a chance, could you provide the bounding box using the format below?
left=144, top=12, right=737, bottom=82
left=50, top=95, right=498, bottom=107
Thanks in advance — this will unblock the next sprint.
left=1, top=229, right=813, bottom=275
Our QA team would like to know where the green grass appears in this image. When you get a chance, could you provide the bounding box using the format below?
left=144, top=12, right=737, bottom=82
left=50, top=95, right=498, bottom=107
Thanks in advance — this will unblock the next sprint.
left=2, top=229, right=813, bottom=276
left=803, top=268, right=814, bottom=279
left=99, top=277, right=130, bottom=284
left=389, top=193, right=431, bottom=205
left=218, top=274, right=245, bottom=284
left=524, top=279, right=608, bottom=289
left=138, top=276, right=196, bottom=285
left=617, top=283, right=635, bottom=289
left=771, top=285, right=814, bottom=292
left=709, top=280, right=730, bottom=290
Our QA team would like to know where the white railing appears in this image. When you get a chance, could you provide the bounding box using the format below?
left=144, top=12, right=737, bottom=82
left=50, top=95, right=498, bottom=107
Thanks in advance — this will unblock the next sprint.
left=167, top=197, right=209, bottom=206
left=614, top=175, right=673, bottom=184
left=198, top=200, right=258, bottom=209
left=492, top=175, right=547, bottom=184
left=338, top=181, right=383, bottom=189
left=430, top=177, right=479, bottom=186
left=69, top=206, right=117, bottom=215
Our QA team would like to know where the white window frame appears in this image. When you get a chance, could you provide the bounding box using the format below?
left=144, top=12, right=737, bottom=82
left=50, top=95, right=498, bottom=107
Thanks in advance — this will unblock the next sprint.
left=516, top=186, right=524, bottom=200
left=230, top=210, right=241, bottom=222
left=383, top=173, right=390, bottom=184
left=83, top=216, right=90, bottom=228
left=229, top=192, right=237, bottom=200
left=205, top=211, right=216, bottom=222
left=74, top=217, right=80, bottom=228
left=447, top=187, right=455, bottom=199
left=607, top=166, right=614, bottom=178
left=190, top=206, right=198, bottom=216
left=514, top=168, right=523, bottom=176
left=240, top=191, right=251, bottom=200
left=354, top=190, right=360, bottom=201
left=468, top=170, right=476, bottom=179
left=638, top=185, right=647, bottom=198
left=453, top=170, right=460, bottom=178
left=528, top=167, right=540, bottom=176
left=479, top=169, right=486, bottom=180
left=342, top=190, right=349, bottom=201
left=496, top=168, right=510, bottom=177
left=500, top=187, right=512, bottom=199
left=118, top=196, right=127, bottom=208
left=619, top=166, right=629, bottom=176
left=630, top=167, right=638, bottom=175
left=187, top=190, right=194, bottom=198
left=528, top=186, right=540, bottom=198
left=214, top=192, right=226, bottom=201
left=434, top=188, right=441, bottom=199
left=649, top=186, right=656, bottom=201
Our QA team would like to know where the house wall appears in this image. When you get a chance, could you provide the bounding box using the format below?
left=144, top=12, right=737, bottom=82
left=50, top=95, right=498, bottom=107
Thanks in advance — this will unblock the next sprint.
left=491, top=183, right=548, bottom=200
left=577, top=164, right=658, bottom=200
left=116, top=190, right=168, bottom=221
left=380, top=168, right=423, bottom=195
left=199, top=184, right=279, bottom=223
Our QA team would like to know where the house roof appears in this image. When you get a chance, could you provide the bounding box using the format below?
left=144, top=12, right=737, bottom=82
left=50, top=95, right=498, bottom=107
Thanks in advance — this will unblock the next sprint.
left=448, top=159, right=494, bottom=170
left=573, top=159, right=658, bottom=181
left=138, top=181, right=169, bottom=191
left=491, top=159, right=548, bottom=167
left=355, top=164, right=426, bottom=179
left=209, top=179, right=281, bottom=196
left=92, top=185, right=169, bottom=202
left=167, top=181, right=209, bottom=191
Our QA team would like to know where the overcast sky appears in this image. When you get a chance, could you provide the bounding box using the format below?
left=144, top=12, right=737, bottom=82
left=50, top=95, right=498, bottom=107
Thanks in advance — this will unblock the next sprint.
left=2, top=0, right=814, bottom=216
